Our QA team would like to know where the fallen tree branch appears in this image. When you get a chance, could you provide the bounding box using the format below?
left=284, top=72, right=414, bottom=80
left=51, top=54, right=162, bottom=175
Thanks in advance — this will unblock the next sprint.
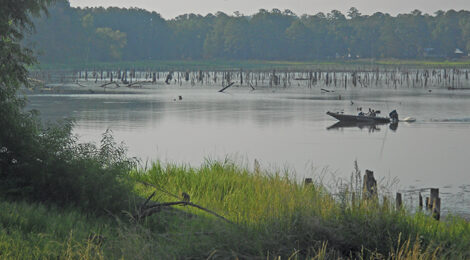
left=76, top=81, right=121, bottom=89
left=98, top=82, right=123, bottom=89
left=100, top=81, right=121, bottom=88
left=142, top=192, right=156, bottom=209
left=76, top=82, right=88, bottom=87
left=137, top=180, right=181, bottom=200
left=218, top=82, right=235, bottom=93
left=127, top=81, right=153, bottom=88
left=185, top=202, right=232, bottom=224
left=134, top=180, right=232, bottom=224
left=138, top=201, right=233, bottom=224
left=28, top=78, right=45, bottom=86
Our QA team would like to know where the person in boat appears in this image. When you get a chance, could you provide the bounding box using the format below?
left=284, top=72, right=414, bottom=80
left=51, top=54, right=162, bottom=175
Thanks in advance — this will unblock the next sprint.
left=358, top=107, right=364, bottom=116
left=389, top=110, right=399, bottom=122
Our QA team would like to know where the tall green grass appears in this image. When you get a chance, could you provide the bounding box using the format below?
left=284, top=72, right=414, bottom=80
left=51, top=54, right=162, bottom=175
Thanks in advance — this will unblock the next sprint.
left=131, top=159, right=470, bottom=259
left=1, top=159, right=469, bottom=259
left=0, top=200, right=108, bottom=259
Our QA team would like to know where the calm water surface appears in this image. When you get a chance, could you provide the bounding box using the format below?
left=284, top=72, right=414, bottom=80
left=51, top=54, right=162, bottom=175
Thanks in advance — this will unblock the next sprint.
left=28, top=87, right=470, bottom=215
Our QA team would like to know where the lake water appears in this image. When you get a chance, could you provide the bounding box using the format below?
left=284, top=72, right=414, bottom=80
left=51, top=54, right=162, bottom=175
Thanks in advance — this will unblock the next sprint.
left=27, top=86, right=470, bottom=215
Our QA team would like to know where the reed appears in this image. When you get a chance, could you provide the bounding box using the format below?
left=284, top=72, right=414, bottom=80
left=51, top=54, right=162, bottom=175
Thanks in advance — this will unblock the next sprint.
left=1, top=160, right=469, bottom=259
left=130, top=159, right=470, bottom=258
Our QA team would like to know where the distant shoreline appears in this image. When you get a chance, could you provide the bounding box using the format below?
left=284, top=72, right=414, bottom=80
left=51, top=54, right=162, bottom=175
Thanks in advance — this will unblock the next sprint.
left=31, top=58, right=470, bottom=71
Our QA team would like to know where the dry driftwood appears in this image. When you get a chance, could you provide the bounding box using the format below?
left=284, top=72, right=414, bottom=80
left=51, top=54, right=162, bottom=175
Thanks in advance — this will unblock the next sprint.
left=137, top=200, right=232, bottom=224
left=76, top=82, right=88, bottom=88
left=134, top=181, right=232, bottom=224
left=99, top=82, right=121, bottom=89
left=126, top=80, right=153, bottom=88
left=218, top=82, right=235, bottom=93
left=134, top=197, right=232, bottom=224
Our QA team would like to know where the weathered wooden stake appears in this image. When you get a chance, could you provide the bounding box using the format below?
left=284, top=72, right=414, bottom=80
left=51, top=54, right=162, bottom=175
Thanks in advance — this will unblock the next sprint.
left=432, top=198, right=441, bottom=221
left=419, top=192, right=423, bottom=210
left=430, top=188, right=440, bottom=220
left=396, top=192, right=402, bottom=209
left=304, top=178, right=313, bottom=185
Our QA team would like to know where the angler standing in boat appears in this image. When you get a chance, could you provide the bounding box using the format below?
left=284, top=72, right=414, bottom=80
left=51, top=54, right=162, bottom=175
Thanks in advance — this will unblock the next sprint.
left=389, top=110, right=399, bottom=123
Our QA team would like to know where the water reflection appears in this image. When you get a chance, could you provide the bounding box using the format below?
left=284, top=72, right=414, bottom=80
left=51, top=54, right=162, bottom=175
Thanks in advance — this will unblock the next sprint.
left=327, top=121, right=398, bottom=132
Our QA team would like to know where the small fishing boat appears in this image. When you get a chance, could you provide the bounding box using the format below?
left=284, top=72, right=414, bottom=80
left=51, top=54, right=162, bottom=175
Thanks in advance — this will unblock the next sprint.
left=327, top=110, right=397, bottom=123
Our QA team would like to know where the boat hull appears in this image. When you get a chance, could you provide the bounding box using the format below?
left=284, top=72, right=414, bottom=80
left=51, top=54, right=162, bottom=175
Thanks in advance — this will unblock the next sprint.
left=327, top=111, right=391, bottom=123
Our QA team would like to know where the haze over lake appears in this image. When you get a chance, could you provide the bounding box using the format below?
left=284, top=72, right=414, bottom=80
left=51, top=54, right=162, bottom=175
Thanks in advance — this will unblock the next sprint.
left=28, top=86, right=470, bottom=215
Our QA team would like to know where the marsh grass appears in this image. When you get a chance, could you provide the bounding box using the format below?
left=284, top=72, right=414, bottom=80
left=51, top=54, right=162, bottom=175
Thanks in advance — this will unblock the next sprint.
left=131, top=159, right=470, bottom=259
left=1, top=159, right=469, bottom=259
left=0, top=200, right=108, bottom=259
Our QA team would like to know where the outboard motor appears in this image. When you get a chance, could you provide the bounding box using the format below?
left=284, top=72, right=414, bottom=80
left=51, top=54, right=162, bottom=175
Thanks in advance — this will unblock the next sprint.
left=389, top=110, right=399, bottom=122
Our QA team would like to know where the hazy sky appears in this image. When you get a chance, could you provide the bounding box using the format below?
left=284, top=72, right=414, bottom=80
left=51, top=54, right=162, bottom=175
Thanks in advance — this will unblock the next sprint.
left=69, top=0, right=469, bottom=19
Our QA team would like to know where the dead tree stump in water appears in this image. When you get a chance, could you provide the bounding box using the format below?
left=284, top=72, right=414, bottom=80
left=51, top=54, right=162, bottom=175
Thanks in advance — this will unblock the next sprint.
left=396, top=192, right=402, bottom=209
left=165, top=72, right=173, bottom=84
left=363, top=170, right=377, bottom=200
left=419, top=192, right=423, bottom=210
left=304, top=178, right=313, bottom=185
left=197, top=70, right=203, bottom=83
left=429, top=188, right=440, bottom=220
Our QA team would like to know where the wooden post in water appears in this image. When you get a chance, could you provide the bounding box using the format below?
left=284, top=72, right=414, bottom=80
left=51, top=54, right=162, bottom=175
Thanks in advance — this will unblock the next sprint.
left=304, top=178, right=313, bottom=185
left=382, top=195, right=388, bottom=209
left=430, top=188, right=440, bottom=220
left=396, top=192, right=402, bottom=209
left=419, top=192, right=423, bottom=211
left=433, top=198, right=441, bottom=220
left=363, top=170, right=377, bottom=200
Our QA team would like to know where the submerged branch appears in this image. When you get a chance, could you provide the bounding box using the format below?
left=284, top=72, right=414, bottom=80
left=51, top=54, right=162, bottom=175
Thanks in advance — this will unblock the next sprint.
left=218, top=82, right=235, bottom=93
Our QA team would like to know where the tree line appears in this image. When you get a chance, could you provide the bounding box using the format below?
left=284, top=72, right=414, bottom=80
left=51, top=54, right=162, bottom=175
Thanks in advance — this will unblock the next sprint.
left=26, top=0, right=470, bottom=63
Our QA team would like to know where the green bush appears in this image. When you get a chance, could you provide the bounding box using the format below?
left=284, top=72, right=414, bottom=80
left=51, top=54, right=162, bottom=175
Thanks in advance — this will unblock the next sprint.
left=0, top=0, right=135, bottom=214
left=0, top=113, right=136, bottom=213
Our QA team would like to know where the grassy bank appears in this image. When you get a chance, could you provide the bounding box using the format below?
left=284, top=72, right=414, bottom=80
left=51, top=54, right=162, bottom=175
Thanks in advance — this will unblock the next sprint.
left=1, top=160, right=470, bottom=259
left=32, top=58, right=470, bottom=71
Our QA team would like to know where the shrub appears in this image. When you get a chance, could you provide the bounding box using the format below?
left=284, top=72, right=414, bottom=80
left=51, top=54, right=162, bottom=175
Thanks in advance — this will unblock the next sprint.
left=1, top=118, right=136, bottom=213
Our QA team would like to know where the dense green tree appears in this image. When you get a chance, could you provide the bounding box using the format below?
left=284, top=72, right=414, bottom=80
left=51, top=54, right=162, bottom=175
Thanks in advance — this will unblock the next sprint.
left=1, top=0, right=52, bottom=197
left=432, top=10, right=463, bottom=56
left=170, top=13, right=214, bottom=59
left=249, top=9, right=296, bottom=59
left=27, top=0, right=86, bottom=63
left=93, top=27, right=127, bottom=60
left=24, top=1, right=470, bottom=62
left=1, top=0, right=135, bottom=213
